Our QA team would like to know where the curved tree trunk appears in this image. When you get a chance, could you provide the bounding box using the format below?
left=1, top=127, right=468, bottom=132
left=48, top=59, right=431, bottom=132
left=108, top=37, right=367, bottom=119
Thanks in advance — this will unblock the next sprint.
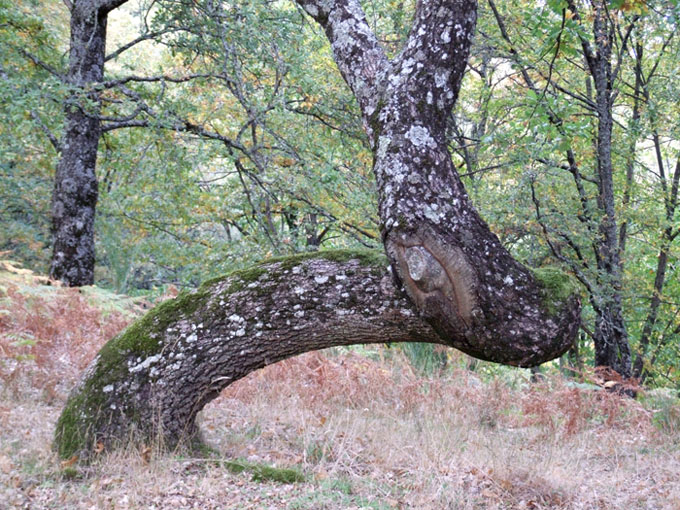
left=55, top=251, right=576, bottom=459
left=55, top=0, right=581, bottom=460
left=55, top=253, right=436, bottom=457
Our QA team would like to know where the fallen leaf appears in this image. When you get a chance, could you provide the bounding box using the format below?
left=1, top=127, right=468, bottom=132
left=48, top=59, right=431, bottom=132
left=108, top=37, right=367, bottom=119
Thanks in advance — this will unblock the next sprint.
left=482, top=488, right=499, bottom=500
left=61, top=455, right=78, bottom=468
left=0, top=455, right=13, bottom=474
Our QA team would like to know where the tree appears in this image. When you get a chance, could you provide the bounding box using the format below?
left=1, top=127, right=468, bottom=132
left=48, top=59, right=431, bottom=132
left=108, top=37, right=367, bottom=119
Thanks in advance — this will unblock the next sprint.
left=54, top=0, right=580, bottom=460
left=460, top=0, right=680, bottom=380
left=1, top=1, right=69, bottom=272
left=479, top=0, right=635, bottom=376
left=48, top=0, right=130, bottom=285
left=44, top=0, right=380, bottom=287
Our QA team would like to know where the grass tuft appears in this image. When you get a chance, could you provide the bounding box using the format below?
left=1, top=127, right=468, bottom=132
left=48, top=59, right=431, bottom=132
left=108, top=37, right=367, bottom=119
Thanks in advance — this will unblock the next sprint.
left=222, top=459, right=306, bottom=483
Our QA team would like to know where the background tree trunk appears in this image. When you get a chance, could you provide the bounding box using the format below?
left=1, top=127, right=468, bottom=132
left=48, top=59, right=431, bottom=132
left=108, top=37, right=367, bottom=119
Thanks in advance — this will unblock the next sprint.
left=587, top=0, right=631, bottom=377
left=50, top=0, right=128, bottom=286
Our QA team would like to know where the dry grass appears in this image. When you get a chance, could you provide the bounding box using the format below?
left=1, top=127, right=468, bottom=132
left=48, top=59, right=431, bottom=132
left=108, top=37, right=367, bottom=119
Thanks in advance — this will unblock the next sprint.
left=1, top=268, right=680, bottom=509
left=0, top=266, right=146, bottom=396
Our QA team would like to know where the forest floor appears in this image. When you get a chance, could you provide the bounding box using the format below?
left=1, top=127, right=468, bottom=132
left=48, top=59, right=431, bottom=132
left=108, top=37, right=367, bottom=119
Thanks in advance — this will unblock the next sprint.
left=1, top=265, right=680, bottom=509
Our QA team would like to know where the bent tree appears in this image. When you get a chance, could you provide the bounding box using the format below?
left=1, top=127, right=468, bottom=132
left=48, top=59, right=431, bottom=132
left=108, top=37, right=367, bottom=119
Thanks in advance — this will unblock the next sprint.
left=55, top=0, right=581, bottom=459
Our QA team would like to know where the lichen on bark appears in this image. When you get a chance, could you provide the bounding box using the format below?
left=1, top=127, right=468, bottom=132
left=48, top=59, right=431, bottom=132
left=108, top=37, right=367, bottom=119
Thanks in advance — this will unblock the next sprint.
left=54, top=250, right=434, bottom=460
left=55, top=287, right=215, bottom=458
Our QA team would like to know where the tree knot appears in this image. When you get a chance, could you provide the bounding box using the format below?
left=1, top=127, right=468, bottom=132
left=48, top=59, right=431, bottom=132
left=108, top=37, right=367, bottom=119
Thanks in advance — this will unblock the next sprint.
left=390, top=231, right=479, bottom=330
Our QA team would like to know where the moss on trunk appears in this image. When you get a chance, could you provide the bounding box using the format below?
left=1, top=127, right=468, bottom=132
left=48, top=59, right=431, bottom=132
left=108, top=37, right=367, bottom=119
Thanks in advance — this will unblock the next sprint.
left=54, top=287, right=215, bottom=458
left=532, top=267, right=580, bottom=316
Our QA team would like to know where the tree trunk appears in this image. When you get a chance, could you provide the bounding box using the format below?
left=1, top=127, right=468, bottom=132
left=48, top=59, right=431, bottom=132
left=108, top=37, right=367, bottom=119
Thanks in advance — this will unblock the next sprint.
left=588, top=1, right=631, bottom=377
left=50, top=0, right=128, bottom=286
left=55, top=0, right=581, bottom=460
left=633, top=157, right=680, bottom=379
left=54, top=251, right=576, bottom=459
left=54, top=253, right=428, bottom=457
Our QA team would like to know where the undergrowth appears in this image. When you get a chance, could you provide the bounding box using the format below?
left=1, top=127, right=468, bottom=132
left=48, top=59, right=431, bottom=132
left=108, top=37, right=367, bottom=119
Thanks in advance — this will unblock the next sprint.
left=0, top=266, right=145, bottom=397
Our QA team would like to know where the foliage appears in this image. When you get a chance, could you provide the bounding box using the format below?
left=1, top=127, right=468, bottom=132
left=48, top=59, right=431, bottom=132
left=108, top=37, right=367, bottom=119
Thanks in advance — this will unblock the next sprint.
left=453, top=0, right=680, bottom=384
left=222, top=459, right=306, bottom=483
left=396, top=343, right=449, bottom=375
left=0, top=261, right=142, bottom=394
left=0, top=0, right=66, bottom=273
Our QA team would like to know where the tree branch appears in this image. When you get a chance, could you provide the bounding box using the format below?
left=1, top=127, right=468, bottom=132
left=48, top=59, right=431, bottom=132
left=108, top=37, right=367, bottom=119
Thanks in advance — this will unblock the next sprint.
left=105, top=28, right=179, bottom=62
left=100, top=73, right=218, bottom=90
left=30, top=111, right=61, bottom=153
left=98, top=0, right=131, bottom=13
left=295, top=0, right=388, bottom=129
left=394, top=0, right=477, bottom=116
left=13, top=45, right=65, bottom=81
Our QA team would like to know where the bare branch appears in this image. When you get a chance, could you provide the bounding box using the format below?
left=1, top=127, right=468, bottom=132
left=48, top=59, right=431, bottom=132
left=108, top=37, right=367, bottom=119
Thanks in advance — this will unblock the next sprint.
left=98, top=0, right=131, bottom=13
left=30, top=111, right=61, bottom=153
left=530, top=180, right=595, bottom=294
left=106, top=29, right=179, bottom=62
left=100, top=73, right=217, bottom=89
left=13, top=45, right=65, bottom=81
left=611, top=15, right=639, bottom=85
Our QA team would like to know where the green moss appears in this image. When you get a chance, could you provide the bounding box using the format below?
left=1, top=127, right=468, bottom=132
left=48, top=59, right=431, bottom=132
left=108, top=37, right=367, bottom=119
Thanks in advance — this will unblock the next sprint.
left=225, top=267, right=269, bottom=293
left=223, top=459, right=306, bottom=483
left=59, top=467, right=82, bottom=481
left=54, top=288, right=213, bottom=460
left=261, top=249, right=386, bottom=271
left=100, top=288, right=211, bottom=363
left=201, top=266, right=267, bottom=291
left=532, top=267, right=580, bottom=315
left=54, top=392, right=89, bottom=459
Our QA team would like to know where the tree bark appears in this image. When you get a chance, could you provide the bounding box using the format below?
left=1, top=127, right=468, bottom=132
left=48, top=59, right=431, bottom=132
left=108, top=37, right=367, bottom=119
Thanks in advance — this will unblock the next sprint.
left=50, top=0, right=128, bottom=286
left=54, top=251, right=577, bottom=459
left=298, top=0, right=579, bottom=363
left=586, top=1, right=631, bottom=377
left=54, top=253, right=430, bottom=457
left=55, top=0, right=581, bottom=460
